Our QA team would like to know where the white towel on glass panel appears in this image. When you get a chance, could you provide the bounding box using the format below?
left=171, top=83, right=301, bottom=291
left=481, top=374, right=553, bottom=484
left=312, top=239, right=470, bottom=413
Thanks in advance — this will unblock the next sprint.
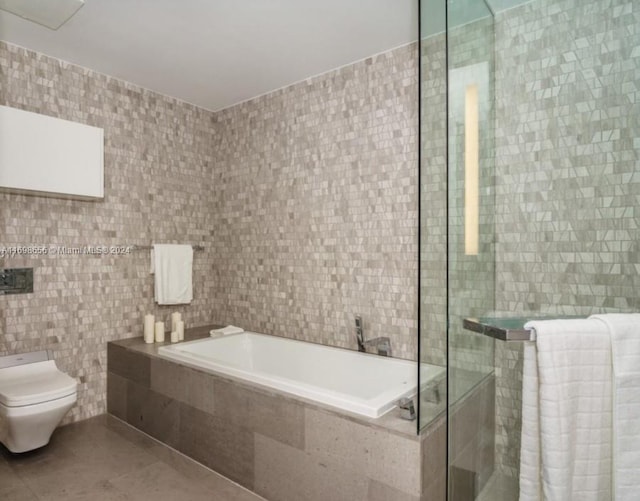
left=519, top=319, right=612, bottom=501
left=591, top=313, right=640, bottom=501
left=152, top=244, right=193, bottom=305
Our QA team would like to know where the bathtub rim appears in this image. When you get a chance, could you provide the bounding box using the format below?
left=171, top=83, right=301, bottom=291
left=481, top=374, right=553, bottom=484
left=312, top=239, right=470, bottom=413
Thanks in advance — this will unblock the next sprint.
left=157, top=331, right=444, bottom=420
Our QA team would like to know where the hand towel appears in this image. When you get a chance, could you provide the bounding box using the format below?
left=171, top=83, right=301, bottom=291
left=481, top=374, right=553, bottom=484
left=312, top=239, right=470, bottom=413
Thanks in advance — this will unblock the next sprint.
left=520, top=319, right=612, bottom=501
left=153, top=244, right=193, bottom=305
left=210, top=325, right=244, bottom=337
left=591, top=313, right=640, bottom=501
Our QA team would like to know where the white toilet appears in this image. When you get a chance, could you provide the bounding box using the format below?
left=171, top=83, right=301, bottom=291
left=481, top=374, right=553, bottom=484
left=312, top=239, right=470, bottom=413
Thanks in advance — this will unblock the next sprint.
left=0, top=351, right=77, bottom=453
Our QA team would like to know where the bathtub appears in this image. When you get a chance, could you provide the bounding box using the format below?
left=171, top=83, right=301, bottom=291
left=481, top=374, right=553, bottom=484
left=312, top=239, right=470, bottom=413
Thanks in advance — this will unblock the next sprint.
left=158, top=331, right=444, bottom=418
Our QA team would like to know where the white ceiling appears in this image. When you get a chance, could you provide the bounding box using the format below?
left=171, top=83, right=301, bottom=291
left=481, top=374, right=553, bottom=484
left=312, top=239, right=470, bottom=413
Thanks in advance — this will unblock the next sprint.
left=0, top=0, right=418, bottom=111
left=0, top=0, right=533, bottom=112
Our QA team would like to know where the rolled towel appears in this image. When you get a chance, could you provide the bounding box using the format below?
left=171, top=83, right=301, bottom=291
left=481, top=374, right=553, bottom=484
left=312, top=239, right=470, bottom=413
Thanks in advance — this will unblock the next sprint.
left=210, top=325, right=244, bottom=337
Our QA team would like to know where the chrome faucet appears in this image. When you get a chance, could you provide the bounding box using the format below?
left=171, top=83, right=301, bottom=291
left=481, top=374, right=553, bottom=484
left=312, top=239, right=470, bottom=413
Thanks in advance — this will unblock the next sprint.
left=355, top=315, right=365, bottom=351
left=355, top=316, right=392, bottom=357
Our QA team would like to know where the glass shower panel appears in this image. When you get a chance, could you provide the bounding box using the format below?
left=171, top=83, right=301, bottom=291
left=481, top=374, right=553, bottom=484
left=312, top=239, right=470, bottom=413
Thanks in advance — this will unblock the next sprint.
left=418, top=0, right=448, bottom=432
left=446, top=0, right=496, bottom=499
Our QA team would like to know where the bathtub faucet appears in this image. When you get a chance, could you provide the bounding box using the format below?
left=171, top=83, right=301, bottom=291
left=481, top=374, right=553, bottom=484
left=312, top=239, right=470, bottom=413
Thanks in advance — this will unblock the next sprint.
left=355, top=316, right=392, bottom=357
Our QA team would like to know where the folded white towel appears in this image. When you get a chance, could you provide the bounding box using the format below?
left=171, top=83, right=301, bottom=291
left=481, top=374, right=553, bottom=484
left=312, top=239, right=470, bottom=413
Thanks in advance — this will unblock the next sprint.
left=153, top=244, right=193, bottom=305
left=520, top=319, right=612, bottom=501
left=210, top=325, right=244, bottom=337
left=591, top=313, right=640, bottom=501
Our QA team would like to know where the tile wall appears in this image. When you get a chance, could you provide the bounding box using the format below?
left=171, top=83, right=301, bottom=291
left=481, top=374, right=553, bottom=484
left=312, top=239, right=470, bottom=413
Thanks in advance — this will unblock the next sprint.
left=0, top=40, right=421, bottom=423
left=209, top=44, right=419, bottom=358
left=493, top=0, right=640, bottom=477
left=0, top=41, right=217, bottom=422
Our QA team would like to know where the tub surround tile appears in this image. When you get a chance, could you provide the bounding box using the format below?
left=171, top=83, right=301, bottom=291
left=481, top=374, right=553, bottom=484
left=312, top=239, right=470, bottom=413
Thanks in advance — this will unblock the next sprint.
left=107, top=343, right=150, bottom=387
left=106, top=371, right=128, bottom=421
left=448, top=376, right=495, bottom=493
left=178, top=403, right=255, bottom=490
left=420, top=415, right=446, bottom=500
left=305, top=408, right=422, bottom=496
left=126, top=382, right=180, bottom=448
left=214, top=378, right=305, bottom=449
left=150, top=357, right=217, bottom=415
left=421, top=478, right=446, bottom=501
left=254, top=433, right=370, bottom=501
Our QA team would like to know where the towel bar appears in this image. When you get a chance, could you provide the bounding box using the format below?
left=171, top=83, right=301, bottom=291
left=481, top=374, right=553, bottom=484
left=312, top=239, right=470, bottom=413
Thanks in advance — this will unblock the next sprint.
left=463, top=316, right=582, bottom=342
left=463, top=317, right=534, bottom=341
left=130, top=244, right=205, bottom=252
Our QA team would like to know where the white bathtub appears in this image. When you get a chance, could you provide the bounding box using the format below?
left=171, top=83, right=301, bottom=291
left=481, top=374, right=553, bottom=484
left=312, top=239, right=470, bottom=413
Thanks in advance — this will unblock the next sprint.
left=158, top=332, right=444, bottom=418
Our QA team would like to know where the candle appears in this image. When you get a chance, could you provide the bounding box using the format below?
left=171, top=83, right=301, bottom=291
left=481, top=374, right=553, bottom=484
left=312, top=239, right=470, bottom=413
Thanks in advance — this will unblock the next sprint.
left=154, top=321, right=165, bottom=343
left=170, top=331, right=179, bottom=343
left=171, top=312, right=182, bottom=332
left=143, top=314, right=155, bottom=344
left=177, top=320, right=184, bottom=341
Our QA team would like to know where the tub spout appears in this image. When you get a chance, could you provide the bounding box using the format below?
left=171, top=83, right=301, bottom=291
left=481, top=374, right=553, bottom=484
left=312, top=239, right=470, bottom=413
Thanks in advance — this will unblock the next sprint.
left=398, top=398, right=416, bottom=420
left=355, top=316, right=392, bottom=356
left=363, top=337, right=392, bottom=357
left=355, top=315, right=365, bottom=351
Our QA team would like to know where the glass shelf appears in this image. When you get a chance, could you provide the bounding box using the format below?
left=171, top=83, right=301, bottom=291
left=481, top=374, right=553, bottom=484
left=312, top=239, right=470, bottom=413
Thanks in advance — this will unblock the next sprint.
left=463, top=316, right=583, bottom=341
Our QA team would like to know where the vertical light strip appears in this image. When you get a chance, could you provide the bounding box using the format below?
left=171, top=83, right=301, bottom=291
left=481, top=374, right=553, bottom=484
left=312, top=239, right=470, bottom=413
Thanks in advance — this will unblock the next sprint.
left=465, top=84, right=479, bottom=256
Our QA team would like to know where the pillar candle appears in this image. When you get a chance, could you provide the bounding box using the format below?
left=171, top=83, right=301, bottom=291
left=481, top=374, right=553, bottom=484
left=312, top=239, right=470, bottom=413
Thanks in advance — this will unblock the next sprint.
left=177, top=320, right=184, bottom=341
left=154, top=321, right=165, bottom=343
left=171, top=312, right=182, bottom=332
left=170, top=331, right=179, bottom=343
left=143, top=314, right=155, bottom=344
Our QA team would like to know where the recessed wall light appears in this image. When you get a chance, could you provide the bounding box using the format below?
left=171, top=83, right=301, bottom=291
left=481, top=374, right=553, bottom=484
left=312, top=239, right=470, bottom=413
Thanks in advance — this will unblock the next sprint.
left=0, top=0, right=84, bottom=30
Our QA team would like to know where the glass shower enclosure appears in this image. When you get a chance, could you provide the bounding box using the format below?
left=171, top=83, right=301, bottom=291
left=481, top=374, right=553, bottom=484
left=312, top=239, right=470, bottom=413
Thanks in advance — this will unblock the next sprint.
left=419, top=0, right=639, bottom=499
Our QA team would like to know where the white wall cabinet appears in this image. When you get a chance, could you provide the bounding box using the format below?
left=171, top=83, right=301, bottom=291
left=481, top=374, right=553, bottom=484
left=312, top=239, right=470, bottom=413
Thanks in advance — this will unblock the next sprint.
left=0, top=105, right=104, bottom=199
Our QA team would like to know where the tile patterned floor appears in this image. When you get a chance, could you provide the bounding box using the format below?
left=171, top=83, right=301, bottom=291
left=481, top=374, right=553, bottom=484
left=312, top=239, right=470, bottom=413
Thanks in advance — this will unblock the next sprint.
left=0, top=414, right=264, bottom=501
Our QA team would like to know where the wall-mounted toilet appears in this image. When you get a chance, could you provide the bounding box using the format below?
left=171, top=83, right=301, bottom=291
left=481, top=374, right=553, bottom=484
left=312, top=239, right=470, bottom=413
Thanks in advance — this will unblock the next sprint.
left=0, top=351, right=77, bottom=453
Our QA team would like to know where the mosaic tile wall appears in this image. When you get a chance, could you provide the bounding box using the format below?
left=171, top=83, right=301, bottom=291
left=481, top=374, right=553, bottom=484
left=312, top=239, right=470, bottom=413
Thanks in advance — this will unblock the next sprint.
left=420, top=34, right=448, bottom=369
left=209, top=44, right=420, bottom=360
left=420, top=34, right=447, bottom=365
left=493, top=0, right=640, bottom=478
left=0, top=40, right=422, bottom=423
left=446, top=16, right=497, bottom=382
left=0, top=41, right=218, bottom=422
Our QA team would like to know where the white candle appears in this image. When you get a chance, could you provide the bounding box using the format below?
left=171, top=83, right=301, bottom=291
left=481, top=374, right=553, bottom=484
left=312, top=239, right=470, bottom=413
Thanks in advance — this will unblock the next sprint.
left=177, top=320, right=184, bottom=341
left=170, top=331, right=179, bottom=343
left=143, top=314, right=155, bottom=344
left=154, top=321, right=165, bottom=343
left=171, top=312, right=182, bottom=332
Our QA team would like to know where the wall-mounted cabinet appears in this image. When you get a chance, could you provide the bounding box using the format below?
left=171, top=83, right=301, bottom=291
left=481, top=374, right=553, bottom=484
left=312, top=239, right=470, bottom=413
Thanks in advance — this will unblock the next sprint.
left=0, top=105, right=104, bottom=199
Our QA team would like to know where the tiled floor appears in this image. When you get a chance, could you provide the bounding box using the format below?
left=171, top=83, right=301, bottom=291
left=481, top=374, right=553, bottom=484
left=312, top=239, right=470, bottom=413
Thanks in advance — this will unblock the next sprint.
left=0, top=414, right=264, bottom=501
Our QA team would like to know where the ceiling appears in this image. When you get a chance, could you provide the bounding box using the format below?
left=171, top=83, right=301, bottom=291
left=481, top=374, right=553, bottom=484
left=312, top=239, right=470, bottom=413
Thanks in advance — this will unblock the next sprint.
left=0, top=0, right=417, bottom=111
left=0, top=0, right=532, bottom=112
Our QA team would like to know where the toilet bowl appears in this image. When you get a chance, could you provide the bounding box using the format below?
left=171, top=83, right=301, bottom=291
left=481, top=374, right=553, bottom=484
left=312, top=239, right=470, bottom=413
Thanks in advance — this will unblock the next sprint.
left=0, top=351, right=77, bottom=453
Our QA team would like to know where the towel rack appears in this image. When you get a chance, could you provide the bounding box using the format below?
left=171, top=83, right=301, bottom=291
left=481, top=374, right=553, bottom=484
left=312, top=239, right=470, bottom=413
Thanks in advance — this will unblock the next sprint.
left=463, top=316, right=582, bottom=342
left=463, top=317, right=534, bottom=341
left=130, top=244, right=205, bottom=252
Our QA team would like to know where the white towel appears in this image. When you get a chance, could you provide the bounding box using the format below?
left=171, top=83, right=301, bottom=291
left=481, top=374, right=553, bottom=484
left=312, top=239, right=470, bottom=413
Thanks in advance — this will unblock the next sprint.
left=591, top=313, right=640, bottom=501
left=152, top=244, right=193, bottom=305
left=520, top=319, right=612, bottom=501
left=210, top=325, right=244, bottom=337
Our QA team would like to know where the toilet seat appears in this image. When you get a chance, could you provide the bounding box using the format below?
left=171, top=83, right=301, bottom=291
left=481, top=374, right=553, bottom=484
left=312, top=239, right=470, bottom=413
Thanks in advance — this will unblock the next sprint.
left=0, top=360, right=77, bottom=407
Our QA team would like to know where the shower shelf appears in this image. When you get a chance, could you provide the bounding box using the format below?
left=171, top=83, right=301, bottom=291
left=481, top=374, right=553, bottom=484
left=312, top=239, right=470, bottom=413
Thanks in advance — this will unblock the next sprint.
left=463, top=316, right=584, bottom=341
left=463, top=317, right=534, bottom=341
